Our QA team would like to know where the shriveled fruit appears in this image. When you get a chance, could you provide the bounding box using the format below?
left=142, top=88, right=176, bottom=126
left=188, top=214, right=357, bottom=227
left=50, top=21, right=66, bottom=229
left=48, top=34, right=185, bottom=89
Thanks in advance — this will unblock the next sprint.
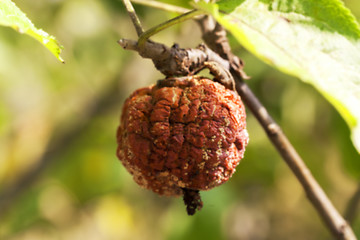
left=116, top=75, right=248, bottom=214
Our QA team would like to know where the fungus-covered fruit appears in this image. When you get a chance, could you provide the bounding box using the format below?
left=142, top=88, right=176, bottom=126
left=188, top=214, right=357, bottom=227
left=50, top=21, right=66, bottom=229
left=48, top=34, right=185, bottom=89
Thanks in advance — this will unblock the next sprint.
left=117, top=75, right=248, bottom=214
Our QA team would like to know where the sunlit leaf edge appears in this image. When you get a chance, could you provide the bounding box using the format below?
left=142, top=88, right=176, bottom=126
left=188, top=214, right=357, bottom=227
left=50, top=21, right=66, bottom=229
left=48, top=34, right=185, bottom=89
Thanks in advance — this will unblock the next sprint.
left=0, top=0, right=64, bottom=62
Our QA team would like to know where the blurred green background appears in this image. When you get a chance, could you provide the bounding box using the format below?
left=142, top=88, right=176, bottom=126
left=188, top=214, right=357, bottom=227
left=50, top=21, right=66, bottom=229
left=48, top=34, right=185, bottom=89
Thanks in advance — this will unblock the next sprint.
left=0, top=0, right=360, bottom=239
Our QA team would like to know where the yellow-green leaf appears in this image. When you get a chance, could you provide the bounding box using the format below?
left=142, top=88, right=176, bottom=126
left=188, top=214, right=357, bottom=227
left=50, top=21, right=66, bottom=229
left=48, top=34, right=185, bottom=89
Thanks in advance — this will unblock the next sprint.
left=0, top=0, right=64, bottom=62
left=196, top=0, right=360, bottom=153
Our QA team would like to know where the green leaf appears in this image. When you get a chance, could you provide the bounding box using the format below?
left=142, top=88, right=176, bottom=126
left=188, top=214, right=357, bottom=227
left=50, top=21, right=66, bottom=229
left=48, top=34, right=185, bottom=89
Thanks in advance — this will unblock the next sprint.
left=195, top=0, right=360, bottom=153
left=0, top=0, right=64, bottom=62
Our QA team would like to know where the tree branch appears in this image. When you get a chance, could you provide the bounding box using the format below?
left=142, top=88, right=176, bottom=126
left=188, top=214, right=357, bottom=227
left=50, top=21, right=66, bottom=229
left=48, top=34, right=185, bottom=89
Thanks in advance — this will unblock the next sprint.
left=196, top=17, right=357, bottom=240
left=235, top=79, right=356, bottom=240
left=118, top=39, right=229, bottom=76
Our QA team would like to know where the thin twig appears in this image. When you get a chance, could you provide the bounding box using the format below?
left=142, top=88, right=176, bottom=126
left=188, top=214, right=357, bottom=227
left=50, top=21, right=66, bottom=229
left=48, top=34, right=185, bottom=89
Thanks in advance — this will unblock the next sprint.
left=131, top=0, right=189, bottom=14
left=345, top=182, right=360, bottom=225
left=122, top=1, right=204, bottom=49
left=138, top=9, right=204, bottom=48
left=122, top=0, right=144, bottom=36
